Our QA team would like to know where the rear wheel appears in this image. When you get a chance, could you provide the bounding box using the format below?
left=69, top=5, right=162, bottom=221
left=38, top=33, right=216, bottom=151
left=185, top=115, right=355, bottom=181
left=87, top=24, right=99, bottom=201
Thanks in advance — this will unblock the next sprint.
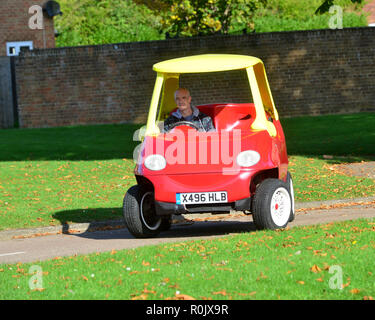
left=252, top=179, right=292, bottom=230
left=123, top=185, right=163, bottom=238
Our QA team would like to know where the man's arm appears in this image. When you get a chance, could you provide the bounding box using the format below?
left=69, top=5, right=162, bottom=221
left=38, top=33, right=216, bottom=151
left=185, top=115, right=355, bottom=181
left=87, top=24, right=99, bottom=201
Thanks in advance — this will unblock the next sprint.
left=200, top=114, right=216, bottom=132
left=163, top=115, right=179, bottom=133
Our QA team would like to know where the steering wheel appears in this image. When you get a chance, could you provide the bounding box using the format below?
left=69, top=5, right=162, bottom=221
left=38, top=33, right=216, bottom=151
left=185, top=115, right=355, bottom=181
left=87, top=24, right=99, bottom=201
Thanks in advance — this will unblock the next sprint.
left=167, top=121, right=200, bottom=132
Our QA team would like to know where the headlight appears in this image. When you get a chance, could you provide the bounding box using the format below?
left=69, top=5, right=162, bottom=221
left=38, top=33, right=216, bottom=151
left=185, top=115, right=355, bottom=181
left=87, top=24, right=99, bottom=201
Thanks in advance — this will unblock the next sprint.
left=144, top=154, right=167, bottom=171
left=236, top=150, right=260, bottom=167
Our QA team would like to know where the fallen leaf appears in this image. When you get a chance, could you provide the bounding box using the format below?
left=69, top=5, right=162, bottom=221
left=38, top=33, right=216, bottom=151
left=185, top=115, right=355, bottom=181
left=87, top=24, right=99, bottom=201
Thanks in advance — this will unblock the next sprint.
left=175, top=294, right=196, bottom=300
left=350, top=288, right=360, bottom=294
left=213, top=290, right=227, bottom=296
left=310, top=265, right=322, bottom=273
left=131, top=294, right=148, bottom=300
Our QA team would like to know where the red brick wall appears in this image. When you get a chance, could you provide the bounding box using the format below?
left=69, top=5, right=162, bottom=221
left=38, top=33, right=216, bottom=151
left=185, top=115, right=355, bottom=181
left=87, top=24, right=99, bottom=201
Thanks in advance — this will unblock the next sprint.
left=0, top=0, right=55, bottom=56
left=14, top=27, right=375, bottom=128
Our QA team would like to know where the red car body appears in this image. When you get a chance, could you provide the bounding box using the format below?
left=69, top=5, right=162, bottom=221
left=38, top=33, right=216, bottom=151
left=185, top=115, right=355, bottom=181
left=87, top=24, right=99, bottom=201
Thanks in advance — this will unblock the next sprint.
left=123, top=54, right=294, bottom=238
left=135, top=103, right=288, bottom=216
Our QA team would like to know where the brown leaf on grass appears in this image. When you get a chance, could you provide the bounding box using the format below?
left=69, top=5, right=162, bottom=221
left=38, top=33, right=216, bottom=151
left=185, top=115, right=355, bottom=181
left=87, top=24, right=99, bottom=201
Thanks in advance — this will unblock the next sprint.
left=316, top=278, right=324, bottom=282
left=131, top=294, right=148, bottom=300
left=213, top=290, right=227, bottom=296
left=256, top=272, right=268, bottom=281
left=175, top=294, right=196, bottom=300
left=363, top=296, right=374, bottom=300
left=350, top=289, right=360, bottom=294
left=142, top=260, right=150, bottom=266
left=342, top=282, right=350, bottom=289
left=296, top=281, right=305, bottom=285
left=82, top=275, right=88, bottom=281
left=143, top=288, right=156, bottom=294
left=129, top=271, right=140, bottom=275
left=310, top=265, right=322, bottom=273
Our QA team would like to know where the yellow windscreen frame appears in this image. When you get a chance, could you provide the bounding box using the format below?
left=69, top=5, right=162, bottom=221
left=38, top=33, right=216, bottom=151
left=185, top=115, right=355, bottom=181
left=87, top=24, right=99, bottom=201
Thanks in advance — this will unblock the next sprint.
left=246, top=65, right=277, bottom=137
left=253, top=63, right=279, bottom=121
left=158, top=74, right=180, bottom=121
left=146, top=56, right=280, bottom=137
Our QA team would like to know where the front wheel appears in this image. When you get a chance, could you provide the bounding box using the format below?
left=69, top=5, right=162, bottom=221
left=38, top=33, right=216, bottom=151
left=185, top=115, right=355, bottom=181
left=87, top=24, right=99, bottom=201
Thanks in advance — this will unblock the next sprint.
left=252, top=179, right=292, bottom=230
left=123, top=185, right=163, bottom=238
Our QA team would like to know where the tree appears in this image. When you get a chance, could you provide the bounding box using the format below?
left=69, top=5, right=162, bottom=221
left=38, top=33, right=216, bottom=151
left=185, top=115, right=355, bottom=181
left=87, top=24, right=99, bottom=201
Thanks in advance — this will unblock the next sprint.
left=315, top=0, right=364, bottom=14
left=160, top=0, right=267, bottom=37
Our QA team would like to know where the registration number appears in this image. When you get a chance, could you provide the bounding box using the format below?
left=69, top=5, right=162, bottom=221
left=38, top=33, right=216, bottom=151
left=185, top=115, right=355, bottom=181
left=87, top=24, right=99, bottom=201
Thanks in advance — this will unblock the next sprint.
left=176, top=191, right=227, bottom=205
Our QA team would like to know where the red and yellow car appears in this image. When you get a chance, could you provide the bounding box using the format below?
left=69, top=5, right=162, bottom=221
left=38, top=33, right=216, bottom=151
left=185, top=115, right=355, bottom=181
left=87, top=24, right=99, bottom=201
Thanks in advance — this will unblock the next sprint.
left=123, top=54, right=295, bottom=238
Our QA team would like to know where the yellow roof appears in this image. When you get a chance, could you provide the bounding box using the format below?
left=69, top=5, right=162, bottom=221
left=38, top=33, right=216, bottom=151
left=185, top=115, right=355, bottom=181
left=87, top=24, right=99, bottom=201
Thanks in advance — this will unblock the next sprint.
left=153, top=54, right=263, bottom=74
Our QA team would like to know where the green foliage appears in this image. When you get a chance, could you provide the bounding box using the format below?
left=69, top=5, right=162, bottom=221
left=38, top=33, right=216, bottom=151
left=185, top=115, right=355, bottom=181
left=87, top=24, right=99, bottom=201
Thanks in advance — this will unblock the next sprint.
left=250, top=0, right=368, bottom=33
left=316, top=0, right=364, bottom=14
left=53, top=0, right=368, bottom=46
left=159, top=0, right=267, bottom=37
left=54, top=0, right=164, bottom=47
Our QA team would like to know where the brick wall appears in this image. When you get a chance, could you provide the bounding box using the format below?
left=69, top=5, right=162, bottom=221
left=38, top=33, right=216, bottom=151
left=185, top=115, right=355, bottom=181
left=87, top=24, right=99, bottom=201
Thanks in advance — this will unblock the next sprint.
left=0, top=0, right=55, bottom=56
left=14, top=27, right=375, bottom=128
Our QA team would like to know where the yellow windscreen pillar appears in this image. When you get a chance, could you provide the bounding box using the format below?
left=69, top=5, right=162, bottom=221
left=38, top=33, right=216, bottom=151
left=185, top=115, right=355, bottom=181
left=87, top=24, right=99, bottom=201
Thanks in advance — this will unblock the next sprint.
left=146, top=73, right=164, bottom=136
left=158, top=74, right=180, bottom=121
left=246, top=66, right=277, bottom=137
left=253, top=62, right=279, bottom=121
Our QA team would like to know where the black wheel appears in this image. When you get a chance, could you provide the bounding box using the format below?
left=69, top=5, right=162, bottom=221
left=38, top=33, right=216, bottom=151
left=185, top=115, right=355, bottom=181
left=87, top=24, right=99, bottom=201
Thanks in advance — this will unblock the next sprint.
left=252, top=179, right=292, bottom=230
left=286, top=171, right=295, bottom=222
left=123, top=185, right=163, bottom=238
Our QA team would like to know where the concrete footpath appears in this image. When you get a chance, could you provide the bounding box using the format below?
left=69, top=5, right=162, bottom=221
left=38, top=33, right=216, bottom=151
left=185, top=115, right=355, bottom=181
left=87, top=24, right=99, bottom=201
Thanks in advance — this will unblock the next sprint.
left=0, top=197, right=374, bottom=241
left=0, top=197, right=374, bottom=264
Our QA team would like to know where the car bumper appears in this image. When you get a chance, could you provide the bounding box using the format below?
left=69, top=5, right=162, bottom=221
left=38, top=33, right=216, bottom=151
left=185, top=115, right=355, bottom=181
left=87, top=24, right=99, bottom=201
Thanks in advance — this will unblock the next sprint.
left=155, top=196, right=251, bottom=216
left=146, top=171, right=254, bottom=204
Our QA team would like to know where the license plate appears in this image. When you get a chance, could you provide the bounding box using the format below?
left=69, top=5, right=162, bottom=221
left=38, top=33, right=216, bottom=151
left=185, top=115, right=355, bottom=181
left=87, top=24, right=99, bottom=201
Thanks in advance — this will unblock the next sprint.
left=176, top=191, right=227, bottom=205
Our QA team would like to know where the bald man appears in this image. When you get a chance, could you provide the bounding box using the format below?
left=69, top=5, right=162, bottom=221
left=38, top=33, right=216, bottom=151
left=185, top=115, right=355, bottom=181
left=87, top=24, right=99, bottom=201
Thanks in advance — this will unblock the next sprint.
left=163, top=88, right=215, bottom=133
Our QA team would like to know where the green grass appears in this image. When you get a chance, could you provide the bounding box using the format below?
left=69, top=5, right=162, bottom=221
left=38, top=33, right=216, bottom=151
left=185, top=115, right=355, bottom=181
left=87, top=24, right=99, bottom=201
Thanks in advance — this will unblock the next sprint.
left=1, top=218, right=374, bottom=300
left=0, top=113, right=374, bottom=231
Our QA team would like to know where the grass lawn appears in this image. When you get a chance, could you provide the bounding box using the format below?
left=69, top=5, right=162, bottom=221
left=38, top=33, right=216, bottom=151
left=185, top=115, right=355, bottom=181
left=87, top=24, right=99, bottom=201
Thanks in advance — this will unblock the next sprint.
left=1, top=218, right=374, bottom=300
left=0, top=113, right=374, bottom=231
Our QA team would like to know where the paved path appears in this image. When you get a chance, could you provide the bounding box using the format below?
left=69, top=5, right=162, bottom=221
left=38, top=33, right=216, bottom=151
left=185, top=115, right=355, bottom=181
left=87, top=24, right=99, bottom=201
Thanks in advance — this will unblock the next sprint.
left=0, top=203, right=374, bottom=265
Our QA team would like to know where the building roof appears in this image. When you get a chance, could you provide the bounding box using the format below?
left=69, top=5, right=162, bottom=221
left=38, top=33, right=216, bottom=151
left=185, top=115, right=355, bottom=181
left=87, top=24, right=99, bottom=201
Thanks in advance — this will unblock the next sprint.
left=153, top=54, right=262, bottom=74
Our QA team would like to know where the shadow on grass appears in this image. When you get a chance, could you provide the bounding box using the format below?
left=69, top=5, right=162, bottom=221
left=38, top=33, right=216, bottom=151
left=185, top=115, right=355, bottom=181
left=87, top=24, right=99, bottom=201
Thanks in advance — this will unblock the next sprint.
left=53, top=207, right=123, bottom=230
left=53, top=207, right=256, bottom=239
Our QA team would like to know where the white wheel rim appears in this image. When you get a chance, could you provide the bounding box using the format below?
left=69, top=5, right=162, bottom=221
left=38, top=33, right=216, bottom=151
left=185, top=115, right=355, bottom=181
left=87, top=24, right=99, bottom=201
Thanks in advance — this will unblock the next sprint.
left=140, top=191, right=161, bottom=231
left=270, top=187, right=291, bottom=227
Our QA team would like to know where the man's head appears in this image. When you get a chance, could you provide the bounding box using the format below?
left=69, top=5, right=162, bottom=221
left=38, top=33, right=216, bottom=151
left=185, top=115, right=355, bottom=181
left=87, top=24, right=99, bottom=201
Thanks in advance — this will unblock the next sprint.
left=174, top=88, right=192, bottom=116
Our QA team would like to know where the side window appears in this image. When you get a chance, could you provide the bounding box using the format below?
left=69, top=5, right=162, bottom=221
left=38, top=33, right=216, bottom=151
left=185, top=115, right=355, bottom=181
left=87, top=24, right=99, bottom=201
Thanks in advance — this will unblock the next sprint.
left=6, top=41, right=33, bottom=56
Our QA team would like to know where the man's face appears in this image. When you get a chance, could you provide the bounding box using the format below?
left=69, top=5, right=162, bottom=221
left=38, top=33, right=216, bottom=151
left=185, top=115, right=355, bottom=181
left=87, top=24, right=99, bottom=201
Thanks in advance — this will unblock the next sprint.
left=175, top=89, right=192, bottom=113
